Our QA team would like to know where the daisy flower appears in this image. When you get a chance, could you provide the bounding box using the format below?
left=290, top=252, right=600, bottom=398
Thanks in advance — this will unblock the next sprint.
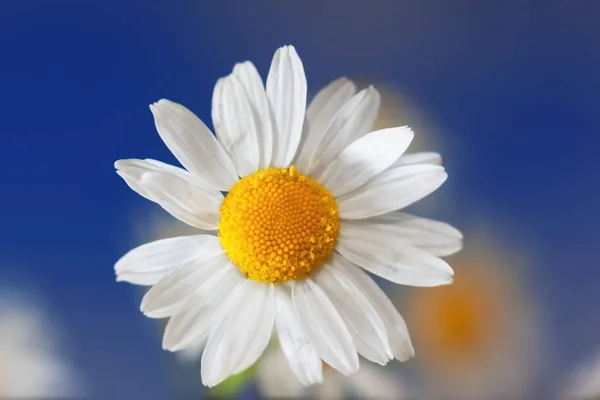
left=114, top=45, right=462, bottom=387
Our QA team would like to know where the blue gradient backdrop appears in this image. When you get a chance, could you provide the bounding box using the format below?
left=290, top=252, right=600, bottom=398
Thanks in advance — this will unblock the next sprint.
left=1, top=1, right=598, bottom=398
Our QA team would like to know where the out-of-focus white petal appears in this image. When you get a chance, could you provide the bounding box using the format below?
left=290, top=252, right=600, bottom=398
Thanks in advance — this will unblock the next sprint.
left=342, top=213, right=463, bottom=257
left=275, top=285, right=323, bottom=385
left=315, top=258, right=392, bottom=365
left=337, top=256, right=414, bottom=361
left=338, top=164, right=447, bottom=219
left=201, top=281, right=275, bottom=387
left=337, top=230, right=454, bottom=287
left=0, top=297, right=83, bottom=398
left=141, top=171, right=222, bottom=230
left=318, top=127, right=414, bottom=197
left=562, top=351, right=600, bottom=399
left=295, top=77, right=356, bottom=173
left=140, top=253, right=229, bottom=318
left=232, top=61, right=273, bottom=169
left=291, top=279, right=359, bottom=376
left=212, top=75, right=260, bottom=177
left=266, top=45, right=307, bottom=168
left=307, top=87, right=380, bottom=176
left=150, top=99, right=238, bottom=190
left=114, top=235, right=222, bottom=285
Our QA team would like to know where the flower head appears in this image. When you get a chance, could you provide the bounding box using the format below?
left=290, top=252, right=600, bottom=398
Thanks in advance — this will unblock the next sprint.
left=114, top=45, right=462, bottom=387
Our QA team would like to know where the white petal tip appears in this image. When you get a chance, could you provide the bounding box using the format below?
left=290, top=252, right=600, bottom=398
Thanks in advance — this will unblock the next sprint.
left=392, top=346, right=415, bottom=362
left=114, top=159, right=126, bottom=170
left=440, top=170, right=449, bottom=183
left=161, top=340, right=175, bottom=352
left=139, top=299, right=153, bottom=315
left=396, top=354, right=413, bottom=362
left=142, top=310, right=162, bottom=319
left=149, top=99, right=170, bottom=112
left=162, top=336, right=186, bottom=352
left=115, top=170, right=129, bottom=181
left=301, top=378, right=324, bottom=387
left=349, top=357, right=361, bottom=375
left=202, top=376, right=223, bottom=388
left=443, top=272, right=454, bottom=285
left=376, top=357, right=392, bottom=366
left=340, top=367, right=360, bottom=377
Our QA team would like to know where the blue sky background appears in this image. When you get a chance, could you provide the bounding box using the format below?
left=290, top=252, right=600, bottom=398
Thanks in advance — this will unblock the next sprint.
left=1, top=1, right=599, bottom=398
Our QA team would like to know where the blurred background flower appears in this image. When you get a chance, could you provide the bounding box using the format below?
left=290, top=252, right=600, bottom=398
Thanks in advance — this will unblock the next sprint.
left=401, top=231, right=546, bottom=399
left=558, top=350, right=600, bottom=399
left=256, top=345, right=410, bottom=399
left=0, top=284, right=83, bottom=399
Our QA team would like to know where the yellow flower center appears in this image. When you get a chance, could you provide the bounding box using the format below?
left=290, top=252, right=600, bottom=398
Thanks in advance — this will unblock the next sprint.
left=219, top=166, right=339, bottom=284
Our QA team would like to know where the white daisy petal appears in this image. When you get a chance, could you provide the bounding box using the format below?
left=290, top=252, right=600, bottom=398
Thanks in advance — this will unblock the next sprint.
left=266, top=45, right=307, bottom=168
left=291, top=279, right=359, bottom=376
left=162, top=262, right=245, bottom=351
left=337, top=256, right=414, bottom=361
left=275, top=285, right=323, bottom=385
left=338, top=164, right=447, bottom=219
left=201, top=281, right=275, bottom=387
left=315, top=258, right=392, bottom=365
left=342, top=213, right=463, bottom=257
left=115, top=158, right=208, bottom=201
left=307, top=86, right=380, bottom=176
left=212, top=75, right=260, bottom=177
left=337, top=231, right=454, bottom=287
left=232, top=61, right=273, bottom=169
left=318, top=127, right=414, bottom=197
left=294, top=77, right=357, bottom=173
left=141, top=171, right=223, bottom=230
left=150, top=99, right=238, bottom=191
left=394, top=151, right=442, bottom=167
left=140, top=253, right=229, bottom=319
left=115, top=235, right=222, bottom=286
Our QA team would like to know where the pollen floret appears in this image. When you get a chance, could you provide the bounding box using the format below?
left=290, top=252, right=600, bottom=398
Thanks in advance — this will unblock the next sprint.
left=219, top=166, right=339, bottom=283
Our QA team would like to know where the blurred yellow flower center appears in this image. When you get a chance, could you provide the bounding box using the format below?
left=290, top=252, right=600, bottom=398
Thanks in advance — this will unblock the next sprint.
left=219, top=166, right=339, bottom=283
